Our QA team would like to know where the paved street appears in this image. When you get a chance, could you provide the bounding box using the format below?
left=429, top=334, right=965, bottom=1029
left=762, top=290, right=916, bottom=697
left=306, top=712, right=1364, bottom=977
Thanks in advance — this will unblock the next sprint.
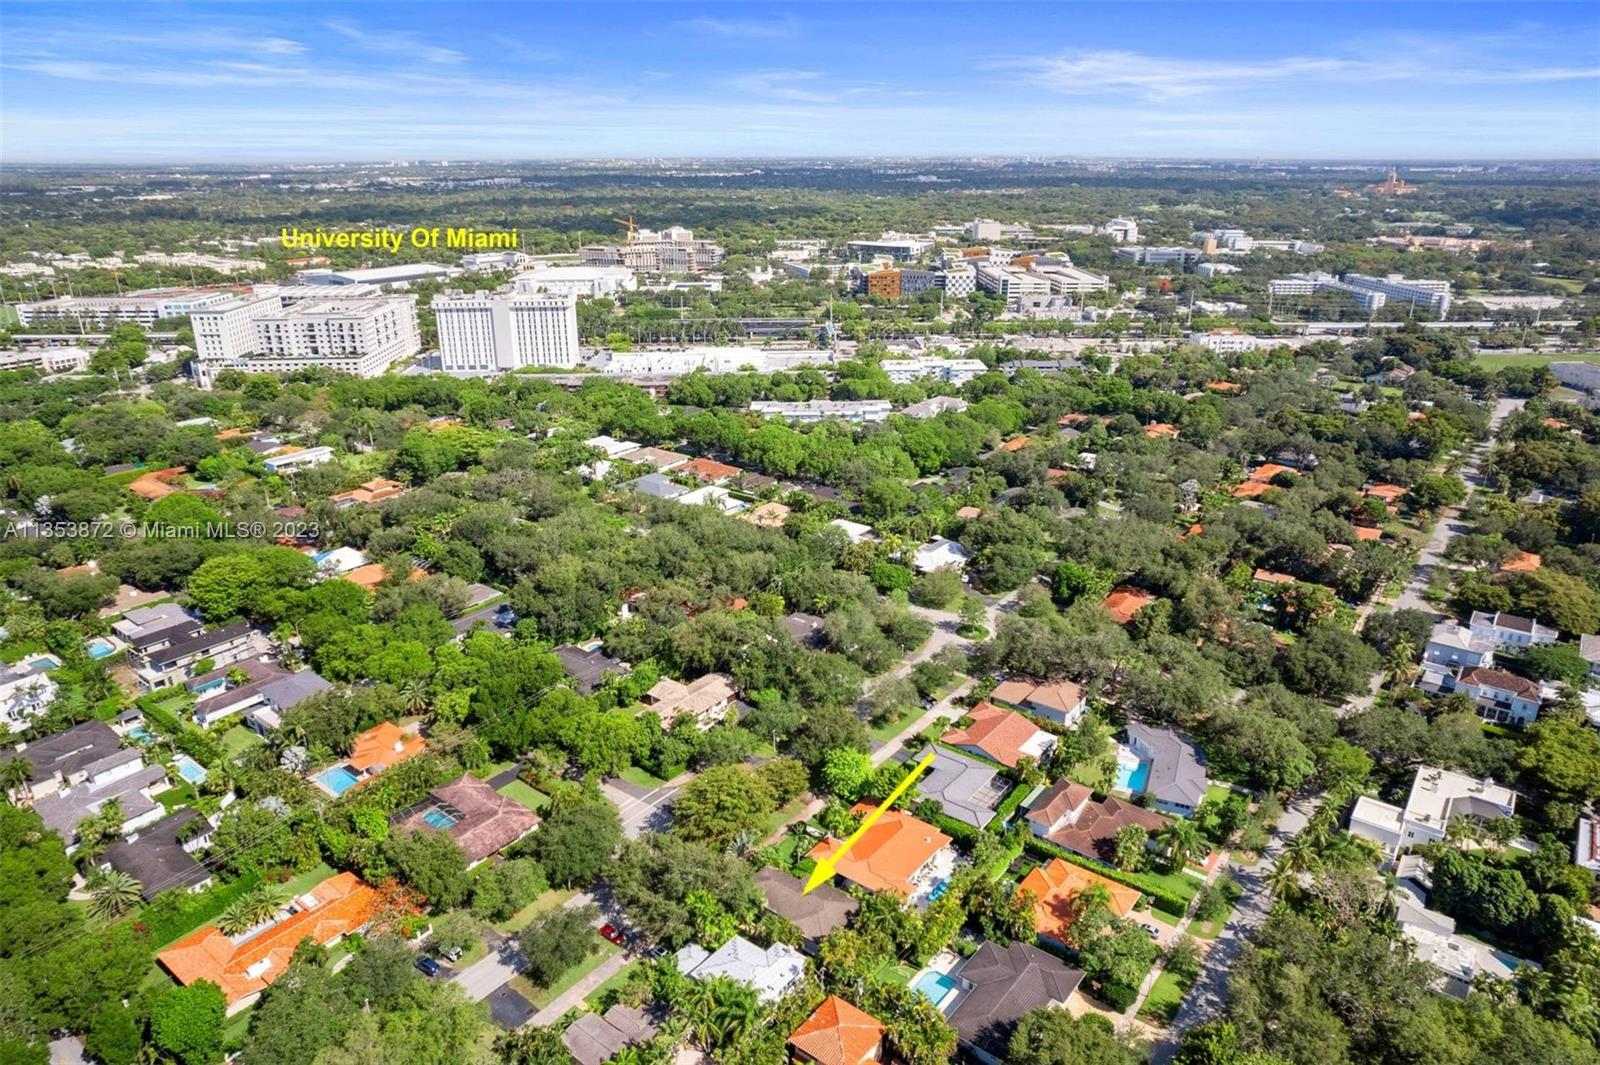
left=602, top=774, right=685, bottom=839
left=1149, top=797, right=1318, bottom=1064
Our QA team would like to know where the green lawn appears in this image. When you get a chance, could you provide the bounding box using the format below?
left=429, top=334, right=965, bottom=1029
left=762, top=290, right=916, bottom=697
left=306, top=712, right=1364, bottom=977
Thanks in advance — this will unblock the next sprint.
left=867, top=708, right=927, bottom=745
left=872, top=959, right=916, bottom=987
left=510, top=936, right=620, bottom=1008
left=1148, top=907, right=1181, bottom=928
left=495, top=888, right=578, bottom=934
left=1189, top=913, right=1226, bottom=940
left=221, top=725, right=264, bottom=758
left=617, top=765, right=667, bottom=789
left=1139, top=969, right=1190, bottom=1025
left=475, top=760, right=517, bottom=780
left=585, top=960, right=637, bottom=1009
left=221, top=1005, right=255, bottom=1048
left=140, top=964, right=179, bottom=995
left=1475, top=351, right=1600, bottom=370
left=762, top=795, right=813, bottom=836
left=497, top=778, right=550, bottom=813
left=277, top=862, right=337, bottom=898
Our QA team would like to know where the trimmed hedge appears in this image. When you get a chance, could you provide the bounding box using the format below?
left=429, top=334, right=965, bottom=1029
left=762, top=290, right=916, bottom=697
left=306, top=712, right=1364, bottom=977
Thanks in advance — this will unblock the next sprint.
left=1024, top=836, right=1191, bottom=916
left=986, top=781, right=1033, bottom=833
left=136, top=871, right=263, bottom=947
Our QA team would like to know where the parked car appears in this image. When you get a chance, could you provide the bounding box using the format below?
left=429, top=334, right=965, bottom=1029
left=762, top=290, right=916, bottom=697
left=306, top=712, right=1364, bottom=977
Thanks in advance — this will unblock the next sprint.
left=599, top=924, right=627, bottom=946
left=440, top=945, right=464, bottom=962
left=415, top=955, right=443, bottom=977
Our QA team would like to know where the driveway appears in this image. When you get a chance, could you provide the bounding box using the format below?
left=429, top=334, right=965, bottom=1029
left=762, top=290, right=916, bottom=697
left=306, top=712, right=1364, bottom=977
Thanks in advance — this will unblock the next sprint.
left=1149, top=796, right=1318, bottom=1064
left=454, top=930, right=527, bottom=1002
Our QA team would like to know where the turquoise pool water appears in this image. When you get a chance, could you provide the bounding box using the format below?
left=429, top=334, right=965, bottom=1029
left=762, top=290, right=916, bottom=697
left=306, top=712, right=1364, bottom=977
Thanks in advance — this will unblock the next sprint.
left=912, top=971, right=958, bottom=1007
left=127, top=726, right=153, bottom=743
left=1115, top=758, right=1151, bottom=793
left=173, top=755, right=208, bottom=785
left=314, top=765, right=360, bottom=796
left=27, top=657, right=58, bottom=671
left=86, top=638, right=117, bottom=659
left=421, top=808, right=457, bottom=830
left=926, top=878, right=951, bottom=902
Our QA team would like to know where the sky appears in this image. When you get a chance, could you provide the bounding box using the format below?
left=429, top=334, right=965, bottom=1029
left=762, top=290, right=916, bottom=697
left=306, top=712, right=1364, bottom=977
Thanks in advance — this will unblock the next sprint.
left=1, top=1, right=1598, bottom=163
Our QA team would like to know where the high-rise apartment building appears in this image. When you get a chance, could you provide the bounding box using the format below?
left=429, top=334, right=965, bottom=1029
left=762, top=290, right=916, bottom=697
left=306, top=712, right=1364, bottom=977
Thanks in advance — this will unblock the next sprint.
left=432, top=289, right=580, bottom=374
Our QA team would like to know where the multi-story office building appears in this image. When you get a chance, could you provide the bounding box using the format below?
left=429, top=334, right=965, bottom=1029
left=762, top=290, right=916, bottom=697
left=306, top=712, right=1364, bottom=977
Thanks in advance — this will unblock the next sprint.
left=433, top=289, right=580, bottom=374
left=880, top=358, right=989, bottom=385
left=17, top=288, right=238, bottom=327
left=1192, top=228, right=1254, bottom=252
left=845, top=234, right=933, bottom=261
left=1268, top=271, right=1451, bottom=317
left=578, top=226, right=724, bottom=274
left=934, top=265, right=976, bottom=298
left=749, top=400, right=892, bottom=425
left=191, top=295, right=420, bottom=385
left=974, top=263, right=1050, bottom=299
left=1028, top=260, right=1111, bottom=294
left=1100, top=218, right=1140, bottom=243
left=511, top=266, right=636, bottom=299
left=1114, top=246, right=1203, bottom=266
left=1187, top=328, right=1264, bottom=354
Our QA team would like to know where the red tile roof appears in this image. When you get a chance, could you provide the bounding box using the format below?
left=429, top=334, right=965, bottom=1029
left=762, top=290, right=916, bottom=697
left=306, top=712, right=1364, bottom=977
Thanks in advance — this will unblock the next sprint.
left=788, top=996, right=886, bottom=1065
left=680, top=457, right=742, bottom=483
left=942, top=702, right=1048, bottom=768
left=348, top=722, right=426, bottom=774
left=1019, top=858, right=1142, bottom=946
left=1101, top=586, right=1156, bottom=625
left=806, top=806, right=951, bottom=897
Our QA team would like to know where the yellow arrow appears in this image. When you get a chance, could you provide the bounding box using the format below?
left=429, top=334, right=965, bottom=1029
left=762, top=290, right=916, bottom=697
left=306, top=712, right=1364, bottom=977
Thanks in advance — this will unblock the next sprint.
left=803, top=751, right=936, bottom=895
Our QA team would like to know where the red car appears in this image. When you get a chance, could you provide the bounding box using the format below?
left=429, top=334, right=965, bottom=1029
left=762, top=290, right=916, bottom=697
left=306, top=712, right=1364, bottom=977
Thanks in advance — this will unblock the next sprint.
left=599, top=924, right=627, bottom=946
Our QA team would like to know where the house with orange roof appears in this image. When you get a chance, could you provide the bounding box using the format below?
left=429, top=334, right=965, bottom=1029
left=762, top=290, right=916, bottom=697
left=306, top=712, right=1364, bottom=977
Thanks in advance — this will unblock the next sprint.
left=1101, top=586, right=1156, bottom=625
left=1363, top=483, right=1407, bottom=504
left=742, top=501, right=791, bottom=529
left=1018, top=857, right=1142, bottom=947
left=348, top=721, right=426, bottom=775
left=342, top=562, right=427, bottom=590
left=679, top=457, right=742, bottom=484
left=999, top=436, right=1031, bottom=452
left=1499, top=550, right=1542, bottom=573
left=1353, top=525, right=1383, bottom=542
left=1204, top=381, right=1243, bottom=395
left=1143, top=422, right=1179, bottom=440
left=942, top=702, right=1056, bottom=768
left=806, top=805, right=955, bottom=906
left=955, top=505, right=982, bottom=520
left=990, top=678, right=1087, bottom=727
left=1253, top=568, right=1296, bottom=585
left=789, top=995, right=887, bottom=1065
left=129, top=466, right=187, bottom=500
left=331, top=478, right=407, bottom=508
left=157, top=872, right=381, bottom=1012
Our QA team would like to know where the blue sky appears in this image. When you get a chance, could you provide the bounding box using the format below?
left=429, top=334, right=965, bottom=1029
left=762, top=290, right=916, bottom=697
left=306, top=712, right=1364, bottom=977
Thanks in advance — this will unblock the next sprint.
left=1, top=2, right=1597, bottom=162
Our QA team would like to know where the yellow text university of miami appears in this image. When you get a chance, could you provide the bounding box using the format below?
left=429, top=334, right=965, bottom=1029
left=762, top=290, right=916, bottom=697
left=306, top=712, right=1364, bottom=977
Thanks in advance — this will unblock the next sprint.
left=279, top=227, right=519, bottom=253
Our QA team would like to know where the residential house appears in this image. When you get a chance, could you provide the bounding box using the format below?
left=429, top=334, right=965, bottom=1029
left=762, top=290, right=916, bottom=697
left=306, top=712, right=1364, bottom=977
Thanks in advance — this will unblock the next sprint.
left=679, top=457, right=742, bottom=484
left=914, top=745, right=1011, bottom=829
left=189, top=659, right=333, bottom=731
left=346, top=721, right=426, bottom=778
left=554, top=645, right=628, bottom=694
left=133, top=621, right=264, bottom=692
left=677, top=484, right=747, bottom=514
left=1423, top=623, right=1496, bottom=671
left=617, top=446, right=689, bottom=471
left=1576, top=816, right=1600, bottom=876
left=781, top=612, right=827, bottom=650
left=330, top=478, right=406, bottom=508
left=158, top=872, right=381, bottom=1013
left=1024, top=779, right=1168, bottom=866
left=743, top=501, right=791, bottom=528
left=676, top=936, right=806, bottom=1004
left=912, top=537, right=969, bottom=573
left=0, top=720, right=125, bottom=799
left=33, top=748, right=169, bottom=851
left=1393, top=888, right=1525, bottom=998
left=1580, top=635, right=1600, bottom=680
left=1441, top=666, right=1544, bottom=725
left=1100, top=586, right=1156, bottom=625
left=641, top=673, right=736, bottom=729
left=0, top=656, right=58, bottom=731
left=901, top=396, right=968, bottom=419
left=394, top=773, right=539, bottom=866
left=990, top=678, right=1087, bottom=727
left=1468, top=611, right=1559, bottom=649
left=829, top=519, right=875, bottom=544
left=1123, top=723, right=1209, bottom=816
left=806, top=806, right=956, bottom=907
left=111, top=602, right=193, bottom=642
left=99, top=808, right=214, bottom=900
left=1349, top=765, right=1516, bottom=858
left=627, top=472, right=689, bottom=500
left=562, top=1005, right=664, bottom=1065
left=313, top=546, right=369, bottom=578
left=942, top=702, right=1056, bottom=768
left=261, top=445, right=334, bottom=474
left=1019, top=858, right=1142, bottom=947
left=754, top=867, right=859, bottom=952
left=940, top=940, right=1084, bottom=1065
left=583, top=435, right=642, bottom=458
left=788, top=996, right=887, bottom=1065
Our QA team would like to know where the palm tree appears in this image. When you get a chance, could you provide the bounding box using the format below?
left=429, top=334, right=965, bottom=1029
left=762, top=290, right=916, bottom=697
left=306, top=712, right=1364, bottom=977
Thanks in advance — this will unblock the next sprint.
left=1158, top=818, right=1205, bottom=872
left=219, top=884, right=284, bottom=935
left=75, top=799, right=124, bottom=862
left=87, top=868, right=144, bottom=919
left=398, top=680, right=429, bottom=717
left=707, top=979, right=760, bottom=1049
left=2, top=757, right=33, bottom=802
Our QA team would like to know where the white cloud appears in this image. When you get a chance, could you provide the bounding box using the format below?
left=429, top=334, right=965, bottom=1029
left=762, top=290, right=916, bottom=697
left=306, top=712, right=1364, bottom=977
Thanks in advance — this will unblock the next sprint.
left=323, top=19, right=466, bottom=64
left=677, top=15, right=802, bottom=39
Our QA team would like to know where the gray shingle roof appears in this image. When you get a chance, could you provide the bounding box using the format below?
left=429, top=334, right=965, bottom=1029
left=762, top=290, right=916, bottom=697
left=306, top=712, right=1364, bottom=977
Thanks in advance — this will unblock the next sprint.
left=755, top=867, right=858, bottom=942
left=947, top=941, right=1084, bottom=1057
left=914, top=746, right=1010, bottom=828
left=100, top=809, right=212, bottom=900
left=1124, top=723, right=1208, bottom=809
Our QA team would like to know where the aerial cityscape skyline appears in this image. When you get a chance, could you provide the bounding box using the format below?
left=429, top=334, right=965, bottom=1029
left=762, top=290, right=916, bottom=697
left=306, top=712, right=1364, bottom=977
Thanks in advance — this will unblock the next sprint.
left=2, top=1, right=1598, bottom=161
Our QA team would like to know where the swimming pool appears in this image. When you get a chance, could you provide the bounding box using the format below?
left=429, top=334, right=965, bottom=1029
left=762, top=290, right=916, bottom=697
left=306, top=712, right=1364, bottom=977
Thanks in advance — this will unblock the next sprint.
left=911, top=970, right=959, bottom=1008
left=86, top=638, right=117, bottom=660
left=173, top=755, right=208, bottom=785
left=421, top=808, right=457, bottom=830
left=127, top=726, right=153, bottom=743
left=1114, top=754, right=1151, bottom=793
left=313, top=764, right=361, bottom=796
left=925, top=878, right=952, bottom=902
left=26, top=657, right=59, bottom=671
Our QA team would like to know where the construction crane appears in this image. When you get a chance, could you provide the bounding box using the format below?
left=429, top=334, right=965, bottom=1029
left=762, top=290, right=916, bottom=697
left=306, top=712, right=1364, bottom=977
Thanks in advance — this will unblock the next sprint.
left=612, top=215, right=638, bottom=241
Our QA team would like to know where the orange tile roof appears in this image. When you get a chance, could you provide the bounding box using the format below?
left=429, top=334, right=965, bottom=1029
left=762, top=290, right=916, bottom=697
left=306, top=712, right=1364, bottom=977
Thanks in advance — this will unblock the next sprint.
left=1352, top=525, right=1383, bottom=542
left=1363, top=483, right=1407, bottom=503
left=806, top=806, right=951, bottom=897
left=1019, top=858, right=1141, bottom=946
left=942, top=702, right=1047, bottom=768
left=680, top=457, right=742, bottom=483
left=129, top=466, right=187, bottom=500
left=214, top=428, right=249, bottom=441
left=956, top=506, right=982, bottom=519
left=157, top=872, right=380, bottom=1005
left=1543, top=417, right=1569, bottom=429
left=342, top=563, right=427, bottom=589
left=347, top=722, right=426, bottom=774
left=1500, top=550, right=1542, bottom=573
left=1230, top=480, right=1273, bottom=498
left=1143, top=422, right=1179, bottom=439
left=1253, top=568, right=1296, bottom=585
left=1246, top=463, right=1293, bottom=483
left=1000, top=436, right=1031, bottom=452
left=1179, top=522, right=1204, bottom=540
left=788, top=995, right=887, bottom=1065
left=331, top=478, right=406, bottom=506
left=1204, top=381, right=1243, bottom=394
left=1101, top=586, right=1156, bottom=625
left=1058, top=413, right=1092, bottom=427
